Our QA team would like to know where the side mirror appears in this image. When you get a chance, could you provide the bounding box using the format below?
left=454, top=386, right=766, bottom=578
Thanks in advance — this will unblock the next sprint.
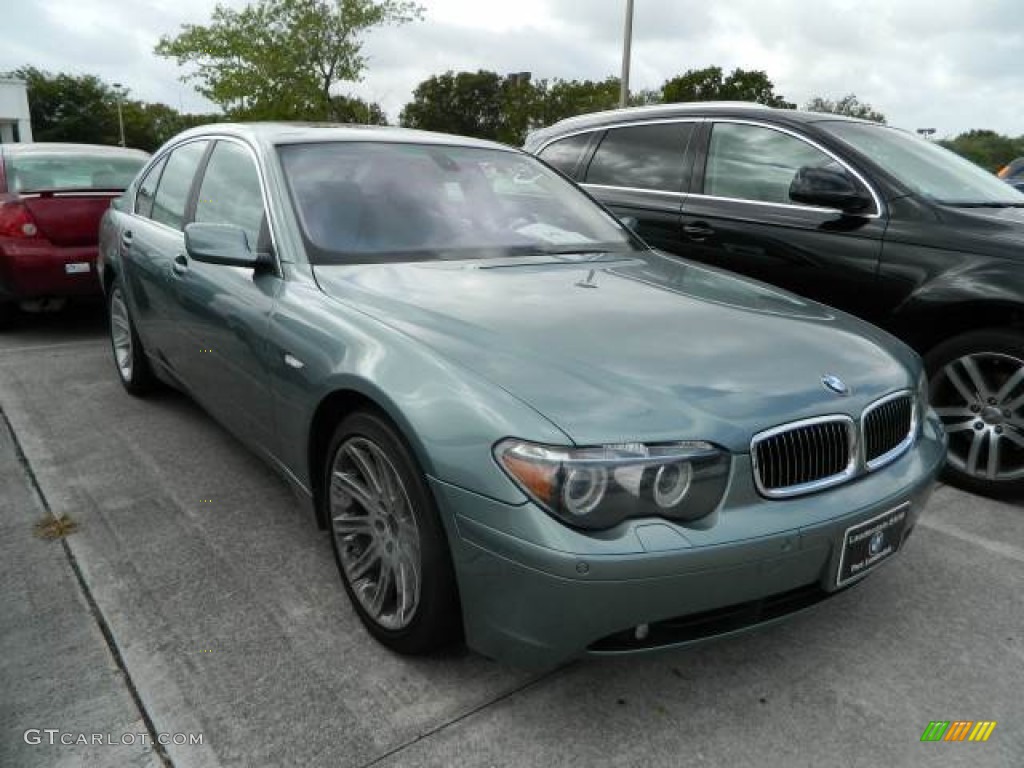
left=789, top=165, right=872, bottom=214
left=618, top=215, right=639, bottom=231
left=184, top=223, right=269, bottom=269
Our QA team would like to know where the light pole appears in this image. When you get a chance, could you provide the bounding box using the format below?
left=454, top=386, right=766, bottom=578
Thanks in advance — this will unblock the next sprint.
left=619, top=0, right=635, bottom=108
left=112, top=83, right=126, bottom=147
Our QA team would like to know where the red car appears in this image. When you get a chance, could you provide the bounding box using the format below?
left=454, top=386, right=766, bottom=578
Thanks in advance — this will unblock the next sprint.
left=0, top=143, right=148, bottom=325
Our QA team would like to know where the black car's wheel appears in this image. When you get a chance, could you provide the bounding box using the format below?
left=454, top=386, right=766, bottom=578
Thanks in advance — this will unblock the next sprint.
left=324, top=410, right=461, bottom=654
left=926, top=329, right=1024, bottom=497
left=107, top=279, right=156, bottom=396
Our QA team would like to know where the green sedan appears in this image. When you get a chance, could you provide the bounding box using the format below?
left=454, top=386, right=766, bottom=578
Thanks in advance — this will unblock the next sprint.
left=98, top=124, right=947, bottom=667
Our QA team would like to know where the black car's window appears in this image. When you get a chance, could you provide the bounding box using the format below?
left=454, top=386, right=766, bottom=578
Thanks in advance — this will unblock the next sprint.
left=194, top=141, right=266, bottom=249
left=134, top=155, right=168, bottom=218
left=537, top=133, right=593, bottom=179
left=279, top=141, right=638, bottom=264
left=585, top=123, right=693, bottom=192
left=151, top=141, right=208, bottom=231
left=822, top=121, right=1024, bottom=206
left=705, top=123, right=847, bottom=206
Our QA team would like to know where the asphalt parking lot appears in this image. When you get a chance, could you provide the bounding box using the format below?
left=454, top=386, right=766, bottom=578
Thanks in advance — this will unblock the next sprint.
left=1, top=304, right=1022, bottom=768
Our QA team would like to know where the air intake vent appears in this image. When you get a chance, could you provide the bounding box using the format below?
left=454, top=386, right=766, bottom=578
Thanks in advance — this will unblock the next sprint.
left=863, top=392, right=916, bottom=469
left=752, top=417, right=855, bottom=498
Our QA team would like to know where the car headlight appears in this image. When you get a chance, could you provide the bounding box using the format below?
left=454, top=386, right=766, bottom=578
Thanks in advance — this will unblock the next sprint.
left=494, top=439, right=731, bottom=530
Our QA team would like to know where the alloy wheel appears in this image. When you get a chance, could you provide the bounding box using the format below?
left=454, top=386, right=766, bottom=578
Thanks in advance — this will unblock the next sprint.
left=109, top=288, right=133, bottom=382
left=932, top=352, right=1024, bottom=482
left=329, top=436, right=422, bottom=630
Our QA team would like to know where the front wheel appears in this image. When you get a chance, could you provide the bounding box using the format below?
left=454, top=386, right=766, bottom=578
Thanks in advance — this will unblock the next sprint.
left=925, top=328, right=1024, bottom=497
left=324, top=410, right=461, bottom=654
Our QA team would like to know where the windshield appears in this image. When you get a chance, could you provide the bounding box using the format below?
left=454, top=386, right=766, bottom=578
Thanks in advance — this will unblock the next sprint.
left=820, top=121, right=1024, bottom=206
left=6, top=150, right=148, bottom=193
left=278, top=141, right=638, bottom=263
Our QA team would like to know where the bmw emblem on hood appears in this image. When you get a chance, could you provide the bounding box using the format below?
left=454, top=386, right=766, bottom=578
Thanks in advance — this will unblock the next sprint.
left=822, top=374, right=850, bottom=397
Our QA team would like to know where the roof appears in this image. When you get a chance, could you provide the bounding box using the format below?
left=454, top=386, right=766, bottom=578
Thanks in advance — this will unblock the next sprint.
left=170, top=122, right=519, bottom=153
left=525, top=101, right=874, bottom=147
left=1, top=142, right=149, bottom=158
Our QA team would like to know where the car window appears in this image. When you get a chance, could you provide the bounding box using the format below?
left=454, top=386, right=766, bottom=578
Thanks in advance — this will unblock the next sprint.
left=194, top=141, right=266, bottom=250
left=134, top=155, right=168, bottom=218
left=537, top=134, right=593, bottom=179
left=821, top=121, right=1024, bottom=206
left=585, top=123, right=693, bottom=192
left=279, top=141, right=638, bottom=263
left=151, top=141, right=208, bottom=231
left=6, top=150, right=148, bottom=193
left=705, top=123, right=847, bottom=206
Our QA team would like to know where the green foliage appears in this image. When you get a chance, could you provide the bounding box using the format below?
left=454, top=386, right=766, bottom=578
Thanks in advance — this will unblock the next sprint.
left=804, top=94, right=886, bottom=123
left=661, top=66, right=795, bottom=108
left=6, top=66, right=223, bottom=151
left=400, top=72, right=664, bottom=145
left=10, top=66, right=119, bottom=145
left=939, top=130, right=1024, bottom=173
left=155, top=0, right=421, bottom=120
left=331, top=94, right=388, bottom=125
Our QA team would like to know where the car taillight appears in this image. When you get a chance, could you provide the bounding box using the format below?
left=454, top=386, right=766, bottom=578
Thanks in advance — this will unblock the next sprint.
left=0, top=201, right=40, bottom=238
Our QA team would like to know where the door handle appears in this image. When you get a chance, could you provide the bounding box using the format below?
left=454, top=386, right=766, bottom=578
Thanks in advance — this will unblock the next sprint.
left=172, top=253, right=189, bottom=276
left=121, top=230, right=133, bottom=248
left=683, top=223, right=716, bottom=241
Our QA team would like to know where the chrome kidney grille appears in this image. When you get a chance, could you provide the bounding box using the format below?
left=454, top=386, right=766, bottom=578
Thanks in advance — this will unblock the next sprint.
left=751, top=390, right=916, bottom=499
left=752, top=416, right=857, bottom=498
left=863, top=392, right=917, bottom=470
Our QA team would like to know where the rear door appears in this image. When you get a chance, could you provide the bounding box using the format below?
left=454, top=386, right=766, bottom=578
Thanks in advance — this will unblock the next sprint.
left=121, top=140, right=209, bottom=369
left=537, top=122, right=698, bottom=254
left=679, top=121, right=888, bottom=321
left=171, top=138, right=280, bottom=451
left=578, top=121, right=698, bottom=254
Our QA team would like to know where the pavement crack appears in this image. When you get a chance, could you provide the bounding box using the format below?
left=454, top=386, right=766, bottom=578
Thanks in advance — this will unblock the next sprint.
left=357, top=663, right=574, bottom=768
left=1, top=405, right=175, bottom=768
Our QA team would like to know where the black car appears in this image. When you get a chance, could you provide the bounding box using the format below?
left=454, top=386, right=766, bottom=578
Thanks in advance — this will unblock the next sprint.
left=525, top=103, right=1024, bottom=497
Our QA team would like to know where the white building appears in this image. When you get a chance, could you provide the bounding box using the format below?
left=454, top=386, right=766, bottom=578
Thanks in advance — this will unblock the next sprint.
left=0, top=79, right=33, bottom=143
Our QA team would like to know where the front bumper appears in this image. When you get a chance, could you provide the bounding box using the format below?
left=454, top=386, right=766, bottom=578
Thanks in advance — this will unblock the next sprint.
left=434, top=412, right=947, bottom=668
left=0, top=241, right=101, bottom=301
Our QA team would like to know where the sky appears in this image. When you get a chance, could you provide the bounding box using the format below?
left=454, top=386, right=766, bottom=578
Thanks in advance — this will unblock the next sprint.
left=3, top=0, right=1022, bottom=138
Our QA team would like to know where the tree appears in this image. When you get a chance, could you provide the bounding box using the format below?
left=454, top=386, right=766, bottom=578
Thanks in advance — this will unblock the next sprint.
left=805, top=93, right=885, bottom=123
left=330, top=94, right=387, bottom=125
left=401, top=70, right=524, bottom=144
left=661, top=66, right=795, bottom=108
left=940, top=130, right=1024, bottom=172
left=156, top=0, right=421, bottom=120
left=10, top=66, right=119, bottom=145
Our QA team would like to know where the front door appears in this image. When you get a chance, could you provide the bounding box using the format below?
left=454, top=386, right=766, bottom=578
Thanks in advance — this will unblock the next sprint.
left=680, top=121, right=888, bottom=322
left=171, top=139, right=281, bottom=452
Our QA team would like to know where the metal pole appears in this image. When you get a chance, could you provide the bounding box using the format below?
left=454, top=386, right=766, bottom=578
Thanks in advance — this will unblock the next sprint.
left=619, top=0, right=634, bottom=108
left=113, top=83, right=126, bottom=147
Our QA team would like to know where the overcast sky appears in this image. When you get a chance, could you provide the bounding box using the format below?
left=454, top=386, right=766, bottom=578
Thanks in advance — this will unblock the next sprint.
left=3, top=0, right=1021, bottom=137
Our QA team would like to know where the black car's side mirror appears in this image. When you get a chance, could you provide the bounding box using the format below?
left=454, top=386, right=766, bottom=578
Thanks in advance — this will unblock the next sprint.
left=789, top=165, right=872, bottom=214
left=184, top=223, right=270, bottom=269
left=618, top=215, right=640, bottom=231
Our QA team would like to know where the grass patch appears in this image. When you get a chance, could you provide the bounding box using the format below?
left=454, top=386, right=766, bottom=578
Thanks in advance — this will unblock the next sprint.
left=34, top=514, right=78, bottom=540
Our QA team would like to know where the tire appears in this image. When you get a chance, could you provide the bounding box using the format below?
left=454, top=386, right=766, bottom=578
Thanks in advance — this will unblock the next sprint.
left=107, top=279, right=156, bottom=396
left=925, top=328, right=1024, bottom=497
left=324, top=410, right=461, bottom=654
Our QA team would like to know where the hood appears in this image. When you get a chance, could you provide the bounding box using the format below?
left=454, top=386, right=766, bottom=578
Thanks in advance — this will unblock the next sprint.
left=933, top=204, right=1024, bottom=260
left=313, top=252, right=916, bottom=451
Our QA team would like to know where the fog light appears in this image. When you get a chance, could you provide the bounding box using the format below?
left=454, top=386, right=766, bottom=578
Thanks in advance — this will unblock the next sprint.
left=635, top=623, right=650, bottom=641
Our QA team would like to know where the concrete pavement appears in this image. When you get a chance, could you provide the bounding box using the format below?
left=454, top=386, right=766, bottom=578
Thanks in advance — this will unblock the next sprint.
left=0, top=305, right=1021, bottom=767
